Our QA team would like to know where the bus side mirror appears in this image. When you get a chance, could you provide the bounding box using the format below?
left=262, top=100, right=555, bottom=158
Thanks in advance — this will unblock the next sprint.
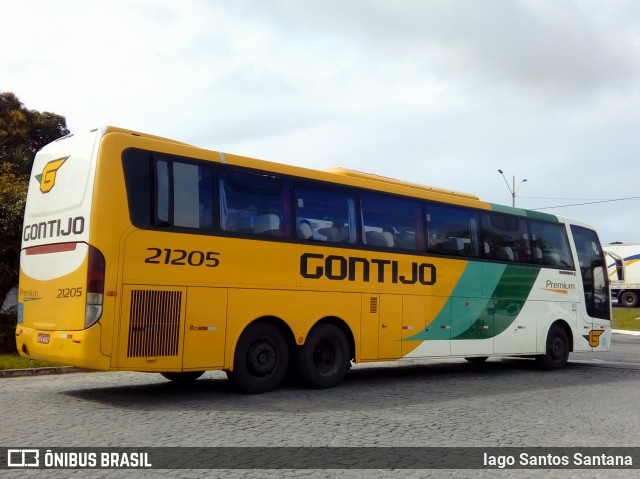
left=605, top=252, right=625, bottom=282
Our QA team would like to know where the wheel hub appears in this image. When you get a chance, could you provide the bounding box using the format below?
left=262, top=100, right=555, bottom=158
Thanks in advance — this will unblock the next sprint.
left=247, top=341, right=277, bottom=377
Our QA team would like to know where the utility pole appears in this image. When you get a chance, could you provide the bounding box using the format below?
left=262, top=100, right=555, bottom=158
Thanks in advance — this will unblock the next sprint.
left=498, top=169, right=527, bottom=207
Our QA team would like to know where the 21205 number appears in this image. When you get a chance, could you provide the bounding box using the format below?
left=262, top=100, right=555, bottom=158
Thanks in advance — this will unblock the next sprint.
left=144, top=248, right=220, bottom=267
left=57, top=287, right=83, bottom=298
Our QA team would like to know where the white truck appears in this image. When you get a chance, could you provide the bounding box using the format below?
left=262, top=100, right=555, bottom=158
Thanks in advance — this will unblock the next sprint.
left=604, top=243, right=640, bottom=307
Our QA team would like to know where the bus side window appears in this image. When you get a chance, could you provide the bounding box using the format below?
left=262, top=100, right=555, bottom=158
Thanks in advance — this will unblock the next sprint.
left=480, top=213, right=531, bottom=263
left=529, top=221, right=574, bottom=269
left=361, top=193, right=423, bottom=251
left=155, top=159, right=170, bottom=226
left=295, top=186, right=356, bottom=244
left=219, top=169, right=289, bottom=237
left=153, top=158, right=214, bottom=230
left=172, top=162, right=213, bottom=229
left=426, top=204, right=479, bottom=258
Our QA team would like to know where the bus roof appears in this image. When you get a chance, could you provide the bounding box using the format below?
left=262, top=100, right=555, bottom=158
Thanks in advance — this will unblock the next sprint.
left=96, top=126, right=565, bottom=217
left=103, top=126, right=193, bottom=147
left=325, top=167, right=479, bottom=200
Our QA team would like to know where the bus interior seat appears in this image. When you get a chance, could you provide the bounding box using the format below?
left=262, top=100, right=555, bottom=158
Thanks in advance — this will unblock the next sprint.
left=231, top=214, right=253, bottom=233
left=382, top=232, right=394, bottom=247
left=366, top=231, right=394, bottom=248
left=297, top=221, right=313, bottom=239
left=543, top=252, right=561, bottom=266
left=297, top=220, right=328, bottom=241
left=339, top=225, right=351, bottom=243
left=317, top=226, right=340, bottom=242
left=396, top=232, right=417, bottom=250
left=533, top=247, right=543, bottom=262
left=441, top=238, right=464, bottom=255
left=495, top=246, right=514, bottom=261
left=254, top=214, right=280, bottom=235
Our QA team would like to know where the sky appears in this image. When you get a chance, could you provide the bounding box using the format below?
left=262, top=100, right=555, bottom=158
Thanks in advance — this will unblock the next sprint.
left=3, top=0, right=640, bottom=244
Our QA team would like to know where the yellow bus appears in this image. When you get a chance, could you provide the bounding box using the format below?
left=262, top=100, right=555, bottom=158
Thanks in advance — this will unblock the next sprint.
left=17, top=126, right=612, bottom=393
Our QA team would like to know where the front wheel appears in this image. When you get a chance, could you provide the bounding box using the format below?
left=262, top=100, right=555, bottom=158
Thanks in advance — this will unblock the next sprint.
left=295, top=324, right=350, bottom=389
left=536, top=324, right=570, bottom=370
left=231, top=322, right=289, bottom=394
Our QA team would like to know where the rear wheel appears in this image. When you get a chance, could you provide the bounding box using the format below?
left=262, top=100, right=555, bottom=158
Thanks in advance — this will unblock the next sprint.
left=536, top=324, right=570, bottom=370
left=619, top=291, right=639, bottom=308
left=160, top=371, right=204, bottom=383
left=231, top=322, right=289, bottom=394
left=295, top=324, right=350, bottom=389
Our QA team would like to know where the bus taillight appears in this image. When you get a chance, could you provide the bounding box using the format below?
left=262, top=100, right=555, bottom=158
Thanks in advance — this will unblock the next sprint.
left=86, top=245, right=105, bottom=328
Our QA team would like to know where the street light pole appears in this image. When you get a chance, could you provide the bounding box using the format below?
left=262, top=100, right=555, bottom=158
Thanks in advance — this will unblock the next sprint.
left=498, top=169, right=527, bottom=207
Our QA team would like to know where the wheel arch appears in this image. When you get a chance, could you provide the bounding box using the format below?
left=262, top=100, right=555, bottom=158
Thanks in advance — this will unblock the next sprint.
left=226, top=315, right=296, bottom=371
left=550, top=319, right=574, bottom=353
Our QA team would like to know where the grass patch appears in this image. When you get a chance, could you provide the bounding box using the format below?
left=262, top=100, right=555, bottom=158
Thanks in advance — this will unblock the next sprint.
left=0, top=354, right=63, bottom=370
left=613, top=306, right=640, bottom=331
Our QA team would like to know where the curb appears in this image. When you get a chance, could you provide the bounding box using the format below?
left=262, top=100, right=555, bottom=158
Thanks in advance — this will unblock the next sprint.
left=0, top=366, right=92, bottom=378
left=612, top=329, right=640, bottom=336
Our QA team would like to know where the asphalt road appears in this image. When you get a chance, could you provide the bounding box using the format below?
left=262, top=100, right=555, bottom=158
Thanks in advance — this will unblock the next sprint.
left=1, top=333, right=639, bottom=479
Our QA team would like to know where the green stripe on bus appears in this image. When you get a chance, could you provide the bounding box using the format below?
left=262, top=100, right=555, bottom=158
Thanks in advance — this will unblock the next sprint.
left=406, top=263, right=540, bottom=341
left=406, top=262, right=501, bottom=341
left=489, top=203, right=559, bottom=222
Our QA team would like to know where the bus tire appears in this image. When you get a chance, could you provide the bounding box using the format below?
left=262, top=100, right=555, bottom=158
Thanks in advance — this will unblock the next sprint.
left=536, top=324, right=570, bottom=370
left=232, top=322, right=289, bottom=394
left=464, top=356, right=488, bottom=363
left=619, top=291, right=639, bottom=308
left=295, top=324, right=350, bottom=389
left=161, top=371, right=204, bottom=383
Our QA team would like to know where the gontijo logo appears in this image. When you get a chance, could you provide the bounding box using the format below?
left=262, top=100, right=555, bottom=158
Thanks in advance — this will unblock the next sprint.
left=35, top=156, right=69, bottom=193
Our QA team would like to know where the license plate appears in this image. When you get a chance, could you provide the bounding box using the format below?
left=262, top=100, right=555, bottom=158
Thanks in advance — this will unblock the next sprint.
left=36, top=333, right=50, bottom=344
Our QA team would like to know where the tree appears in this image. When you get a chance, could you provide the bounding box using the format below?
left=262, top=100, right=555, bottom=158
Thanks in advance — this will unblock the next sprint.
left=1, top=92, right=70, bottom=174
left=0, top=92, right=70, bottom=306
left=0, top=163, right=28, bottom=306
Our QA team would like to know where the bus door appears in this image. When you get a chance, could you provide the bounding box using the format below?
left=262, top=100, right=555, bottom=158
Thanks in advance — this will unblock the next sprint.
left=570, top=226, right=611, bottom=351
left=403, top=295, right=451, bottom=357
left=360, top=294, right=402, bottom=360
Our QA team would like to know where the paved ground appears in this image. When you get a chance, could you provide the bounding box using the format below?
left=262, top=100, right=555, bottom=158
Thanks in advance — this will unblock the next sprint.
left=2, top=335, right=639, bottom=479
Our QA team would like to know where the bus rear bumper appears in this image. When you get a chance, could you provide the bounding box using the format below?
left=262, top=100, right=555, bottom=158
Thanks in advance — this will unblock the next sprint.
left=15, top=323, right=111, bottom=370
